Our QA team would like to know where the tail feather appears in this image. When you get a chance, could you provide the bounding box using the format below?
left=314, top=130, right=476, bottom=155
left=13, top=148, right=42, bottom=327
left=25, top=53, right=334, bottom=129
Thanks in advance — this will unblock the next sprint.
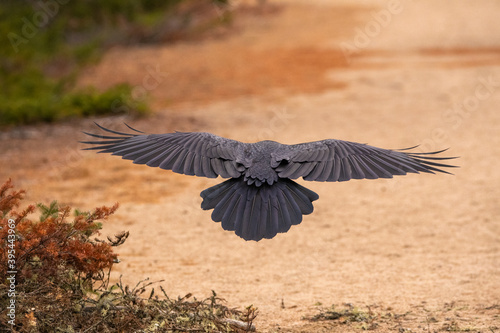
left=281, top=187, right=303, bottom=223
left=268, top=195, right=280, bottom=236
left=200, top=178, right=240, bottom=211
left=287, top=183, right=317, bottom=214
left=261, top=198, right=272, bottom=238
left=237, top=187, right=253, bottom=237
left=275, top=190, right=292, bottom=234
left=211, top=184, right=240, bottom=222
left=200, top=177, right=319, bottom=241
left=220, top=194, right=241, bottom=231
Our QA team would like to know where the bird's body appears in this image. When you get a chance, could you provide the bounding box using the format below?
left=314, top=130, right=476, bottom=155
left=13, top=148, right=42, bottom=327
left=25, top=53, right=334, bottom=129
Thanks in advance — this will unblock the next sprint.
left=82, top=124, right=457, bottom=241
left=242, top=140, right=282, bottom=185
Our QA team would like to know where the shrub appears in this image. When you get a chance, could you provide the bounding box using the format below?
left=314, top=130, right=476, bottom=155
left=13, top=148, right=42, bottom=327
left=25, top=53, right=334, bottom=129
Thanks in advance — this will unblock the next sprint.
left=0, top=0, right=230, bottom=126
left=0, top=179, right=256, bottom=332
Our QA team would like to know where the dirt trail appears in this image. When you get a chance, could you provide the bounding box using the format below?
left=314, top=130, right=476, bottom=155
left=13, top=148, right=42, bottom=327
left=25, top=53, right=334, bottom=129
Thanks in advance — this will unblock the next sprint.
left=2, top=1, right=500, bottom=331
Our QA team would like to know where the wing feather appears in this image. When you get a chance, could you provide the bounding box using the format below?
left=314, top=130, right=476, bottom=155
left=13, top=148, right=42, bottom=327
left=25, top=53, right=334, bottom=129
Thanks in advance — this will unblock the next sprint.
left=328, top=155, right=342, bottom=181
left=274, top=139, right=457, bottom=182
left=122, top=143, right=164, bottom=161
left=81, top=123, right=247, bottom=179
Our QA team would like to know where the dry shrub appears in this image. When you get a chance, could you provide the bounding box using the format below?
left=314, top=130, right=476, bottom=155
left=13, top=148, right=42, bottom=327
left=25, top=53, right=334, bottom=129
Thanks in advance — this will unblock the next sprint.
left=0, top=179, right=256, bottom=332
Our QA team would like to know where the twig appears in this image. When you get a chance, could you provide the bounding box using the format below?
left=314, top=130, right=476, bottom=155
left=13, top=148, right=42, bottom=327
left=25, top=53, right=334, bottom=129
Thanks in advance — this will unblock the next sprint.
left=223, top=318, right=256, bottom=331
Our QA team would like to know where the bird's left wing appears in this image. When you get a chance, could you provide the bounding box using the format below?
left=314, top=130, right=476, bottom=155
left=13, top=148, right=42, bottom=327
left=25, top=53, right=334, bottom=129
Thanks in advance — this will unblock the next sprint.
left=81, top=123, right=247, bottom=178
left=273, top=139, right=458, bottom=182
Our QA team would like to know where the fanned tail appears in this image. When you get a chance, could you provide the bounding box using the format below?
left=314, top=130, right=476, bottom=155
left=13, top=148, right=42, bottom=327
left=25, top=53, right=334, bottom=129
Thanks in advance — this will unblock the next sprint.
left=200, top=177, right=319, bottom=241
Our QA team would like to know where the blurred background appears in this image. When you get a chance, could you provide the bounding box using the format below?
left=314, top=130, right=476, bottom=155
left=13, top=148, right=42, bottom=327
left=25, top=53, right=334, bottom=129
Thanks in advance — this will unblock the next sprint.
left=1, top=1, right=500, bottom=332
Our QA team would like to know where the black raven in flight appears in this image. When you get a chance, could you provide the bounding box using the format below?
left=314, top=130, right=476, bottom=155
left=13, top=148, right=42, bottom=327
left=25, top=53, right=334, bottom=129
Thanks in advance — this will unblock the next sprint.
left=82, top=123, right=457, bottom=241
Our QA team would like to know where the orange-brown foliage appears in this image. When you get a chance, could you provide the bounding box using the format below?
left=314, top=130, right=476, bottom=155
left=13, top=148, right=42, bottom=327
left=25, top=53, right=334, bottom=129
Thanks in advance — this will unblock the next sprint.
left=0, top=179, right=128, bottom=331
left=0, top=179, right=119, bottom=286
left=0, top=179, right=122, bottom=332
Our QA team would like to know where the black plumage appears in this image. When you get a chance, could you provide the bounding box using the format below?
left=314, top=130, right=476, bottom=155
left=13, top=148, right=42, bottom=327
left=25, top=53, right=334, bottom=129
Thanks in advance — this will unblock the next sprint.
left=81, top=123, right=457, bottom=241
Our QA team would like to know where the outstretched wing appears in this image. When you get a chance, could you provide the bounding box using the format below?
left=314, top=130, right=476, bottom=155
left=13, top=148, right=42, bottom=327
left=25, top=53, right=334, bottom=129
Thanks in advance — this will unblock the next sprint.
left=273, top=139, right=458, bottom=182
left=81, top=123, right=247, bottom=178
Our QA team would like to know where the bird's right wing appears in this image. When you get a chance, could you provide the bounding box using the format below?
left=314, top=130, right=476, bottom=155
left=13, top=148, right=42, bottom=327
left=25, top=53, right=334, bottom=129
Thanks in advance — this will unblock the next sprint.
left=81, top=123, right=247, bottom=179
left=273, top=139, right=458, bottom=182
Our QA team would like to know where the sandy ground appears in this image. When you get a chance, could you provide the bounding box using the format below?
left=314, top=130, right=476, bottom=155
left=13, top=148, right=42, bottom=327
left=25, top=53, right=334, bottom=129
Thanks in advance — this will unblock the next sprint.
left=2, top=1, right=500, bottom=331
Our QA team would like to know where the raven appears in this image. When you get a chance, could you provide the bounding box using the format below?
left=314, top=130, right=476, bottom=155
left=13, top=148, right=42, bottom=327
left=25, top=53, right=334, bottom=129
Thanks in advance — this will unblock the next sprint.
left=81, top=123, right=457, bottom=241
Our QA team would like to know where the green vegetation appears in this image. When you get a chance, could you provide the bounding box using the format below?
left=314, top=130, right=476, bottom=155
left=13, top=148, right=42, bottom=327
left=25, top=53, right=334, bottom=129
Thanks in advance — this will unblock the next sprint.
left=0, top=0, right=229, bottom=126
left=0, top=179, right=256, bottom=332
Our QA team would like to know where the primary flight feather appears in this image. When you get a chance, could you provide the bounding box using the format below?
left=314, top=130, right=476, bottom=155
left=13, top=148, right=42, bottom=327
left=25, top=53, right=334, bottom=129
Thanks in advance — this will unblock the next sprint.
left=81, top=123, right=457, bottom=241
